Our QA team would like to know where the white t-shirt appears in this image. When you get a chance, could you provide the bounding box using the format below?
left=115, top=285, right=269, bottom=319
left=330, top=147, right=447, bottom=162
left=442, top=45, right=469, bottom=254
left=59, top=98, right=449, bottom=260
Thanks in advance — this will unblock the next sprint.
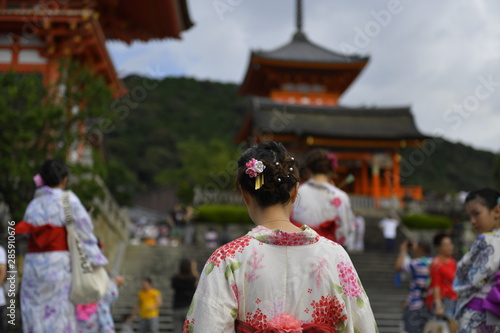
left=0, top=245, right=6, bottom=306
left=379, top=218, right=399, bottom=239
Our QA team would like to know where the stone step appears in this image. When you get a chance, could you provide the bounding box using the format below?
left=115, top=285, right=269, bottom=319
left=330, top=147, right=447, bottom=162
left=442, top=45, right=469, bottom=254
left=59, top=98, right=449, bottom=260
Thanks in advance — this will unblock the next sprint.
left=113, top=224, right=409, bottom=333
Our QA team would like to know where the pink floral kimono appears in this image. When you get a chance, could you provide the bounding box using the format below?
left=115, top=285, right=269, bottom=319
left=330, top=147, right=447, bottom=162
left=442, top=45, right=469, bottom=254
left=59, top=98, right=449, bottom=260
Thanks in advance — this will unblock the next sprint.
left=184, top=225, right=377, bottom=333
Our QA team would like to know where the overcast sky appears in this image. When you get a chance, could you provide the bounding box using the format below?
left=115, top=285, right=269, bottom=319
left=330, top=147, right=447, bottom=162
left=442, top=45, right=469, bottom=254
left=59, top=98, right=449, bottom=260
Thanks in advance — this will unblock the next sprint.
left=107, top=0, right=500, bottom=154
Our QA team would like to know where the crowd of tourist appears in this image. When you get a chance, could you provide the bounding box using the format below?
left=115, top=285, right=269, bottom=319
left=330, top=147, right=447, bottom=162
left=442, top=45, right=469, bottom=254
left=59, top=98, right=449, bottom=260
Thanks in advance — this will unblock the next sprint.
left=395, top=188, right=500, bottom=333
left=3, top=143, right=500, bottom=333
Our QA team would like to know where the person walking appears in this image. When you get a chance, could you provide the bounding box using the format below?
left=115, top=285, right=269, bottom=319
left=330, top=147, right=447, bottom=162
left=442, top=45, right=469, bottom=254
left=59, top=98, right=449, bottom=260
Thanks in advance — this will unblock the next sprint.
left=453, top=188, right=500, bottom=332
left=185, top=141, right=377, bottom=332
left=16, top=159, right=108, bottom=332
left=395, top=240, right=433, bottom=333
left=132, top=277, right=162, bottom=333
left=171, top=259, right=198, bottom=332
left=426, top=233, right=458, bottom=333
left=292, top=149, right=355, bottom=246
left=378, top=212, right=399, bottom=253
left=352, top=212, right=366, bottom=253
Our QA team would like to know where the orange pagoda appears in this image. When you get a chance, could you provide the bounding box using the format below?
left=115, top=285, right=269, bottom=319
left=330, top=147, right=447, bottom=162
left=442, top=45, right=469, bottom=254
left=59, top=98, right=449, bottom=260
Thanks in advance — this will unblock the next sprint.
left=236, top=0, right=426, bottom=205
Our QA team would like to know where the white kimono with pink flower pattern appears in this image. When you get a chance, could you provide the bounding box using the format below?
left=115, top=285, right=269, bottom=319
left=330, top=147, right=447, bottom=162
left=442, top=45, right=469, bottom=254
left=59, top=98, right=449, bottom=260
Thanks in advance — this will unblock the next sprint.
left=292, top=180, right=355, bottom=247
left=185, top=226, right=377, bottom=333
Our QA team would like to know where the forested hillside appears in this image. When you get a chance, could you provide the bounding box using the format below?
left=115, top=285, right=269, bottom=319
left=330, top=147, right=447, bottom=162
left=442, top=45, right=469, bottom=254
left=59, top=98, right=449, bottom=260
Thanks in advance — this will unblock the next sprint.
left=104, top=75, right=499, bottom=205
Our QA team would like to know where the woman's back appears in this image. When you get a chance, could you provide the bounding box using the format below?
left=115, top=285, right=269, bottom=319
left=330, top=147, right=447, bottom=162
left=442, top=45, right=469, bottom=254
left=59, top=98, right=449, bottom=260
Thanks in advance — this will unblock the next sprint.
left=293, top=181, right=355, bottom=244
left=24, top=187, right=73, bottom=227
left=186, top=226, right=376, bottom=332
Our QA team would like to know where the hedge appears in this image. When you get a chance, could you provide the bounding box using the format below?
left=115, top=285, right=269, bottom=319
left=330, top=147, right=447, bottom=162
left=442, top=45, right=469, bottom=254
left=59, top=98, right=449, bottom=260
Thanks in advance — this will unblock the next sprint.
left=402, top=214, right=452, bottom=230
left=194, top=205, right=252, bottom=224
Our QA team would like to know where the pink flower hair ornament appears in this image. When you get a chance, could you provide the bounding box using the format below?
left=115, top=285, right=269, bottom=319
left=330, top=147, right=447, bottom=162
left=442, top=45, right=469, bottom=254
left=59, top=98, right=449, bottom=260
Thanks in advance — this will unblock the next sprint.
left=326, top=152, right=338, bottom=170
left=245, top=158, right=266, bottom=190
left=33, top=174, right=44, bottom=187
left=267, top=313, right=303, bottom=333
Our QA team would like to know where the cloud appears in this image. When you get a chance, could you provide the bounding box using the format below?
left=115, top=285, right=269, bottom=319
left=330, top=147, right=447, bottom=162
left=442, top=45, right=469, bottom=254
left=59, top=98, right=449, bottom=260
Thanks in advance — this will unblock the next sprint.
left=106, top=0, right=500, bottom=153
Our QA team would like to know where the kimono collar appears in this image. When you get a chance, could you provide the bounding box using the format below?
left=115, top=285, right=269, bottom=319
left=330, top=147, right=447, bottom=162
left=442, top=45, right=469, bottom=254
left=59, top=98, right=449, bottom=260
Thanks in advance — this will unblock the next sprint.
left=34, top=186, right=63, bottom=198
left=247, top=225, right=320, bottom=246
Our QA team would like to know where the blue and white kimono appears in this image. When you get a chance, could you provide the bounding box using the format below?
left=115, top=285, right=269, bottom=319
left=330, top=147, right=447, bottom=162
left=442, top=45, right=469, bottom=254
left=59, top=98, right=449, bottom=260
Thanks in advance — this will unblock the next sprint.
left=453, top=229, right=500, bottom=333
left=77, top=280, right=120, bottom=333
left=21, top=187, right=108, bottom=333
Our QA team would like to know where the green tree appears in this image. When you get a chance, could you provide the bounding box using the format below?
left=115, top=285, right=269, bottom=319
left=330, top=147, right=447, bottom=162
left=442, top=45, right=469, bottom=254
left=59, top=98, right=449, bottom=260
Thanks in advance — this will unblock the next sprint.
left=155, top=138, right=240, bottom=203
left=0, top=60, right=114, bottom=219
left=493, top=154, right=500, bottom=191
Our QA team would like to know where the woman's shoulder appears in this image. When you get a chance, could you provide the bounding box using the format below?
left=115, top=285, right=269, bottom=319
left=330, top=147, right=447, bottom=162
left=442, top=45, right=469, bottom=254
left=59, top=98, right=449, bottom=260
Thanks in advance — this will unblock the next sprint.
left=316, top=236, right=350, bottom=254
left=205, top=235, right=255, bottom=267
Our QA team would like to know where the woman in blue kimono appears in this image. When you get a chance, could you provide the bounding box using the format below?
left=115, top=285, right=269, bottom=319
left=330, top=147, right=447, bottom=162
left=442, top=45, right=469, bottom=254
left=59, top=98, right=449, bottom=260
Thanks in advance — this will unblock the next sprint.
left=17, top=160, right=108, bottom=333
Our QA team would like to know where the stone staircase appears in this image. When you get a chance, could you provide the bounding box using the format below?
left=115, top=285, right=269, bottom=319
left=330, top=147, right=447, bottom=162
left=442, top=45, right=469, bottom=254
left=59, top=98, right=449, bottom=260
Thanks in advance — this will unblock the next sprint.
left=112, top=244, right=214, bottom=332
left=351, top=215, right=409, bottom=333
left=112, top=216, right=409, bottom=333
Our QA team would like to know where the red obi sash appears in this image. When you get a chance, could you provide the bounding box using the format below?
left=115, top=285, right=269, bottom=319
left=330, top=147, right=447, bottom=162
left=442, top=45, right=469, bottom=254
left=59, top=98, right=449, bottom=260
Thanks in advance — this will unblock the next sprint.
left=15, top=221, right=69, bottom=253
left=293, top=219, right=339, bottom=243
left=235, top=320, right=336, bottom=333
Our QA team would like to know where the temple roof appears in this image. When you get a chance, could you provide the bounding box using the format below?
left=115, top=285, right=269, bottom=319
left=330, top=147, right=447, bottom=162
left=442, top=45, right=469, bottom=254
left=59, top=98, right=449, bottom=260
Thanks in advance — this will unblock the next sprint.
left=239, top=32, right=369, bottom=97
left=0, top=0, right=194, bottom=43
left=247, top=97, right=427, bottom=140
left=252, top=31, right=368, bottom=64
left=97, top=0, right=194, bottom=43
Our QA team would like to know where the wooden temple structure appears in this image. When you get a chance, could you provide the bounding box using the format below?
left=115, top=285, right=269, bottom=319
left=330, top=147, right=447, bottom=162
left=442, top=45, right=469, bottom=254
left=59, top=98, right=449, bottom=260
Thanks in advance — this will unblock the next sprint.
left=0, top=0, right=193, bottom=161
left=236, top=0, right=426, bottom=202
left=0, top=0, right=193, bottom=93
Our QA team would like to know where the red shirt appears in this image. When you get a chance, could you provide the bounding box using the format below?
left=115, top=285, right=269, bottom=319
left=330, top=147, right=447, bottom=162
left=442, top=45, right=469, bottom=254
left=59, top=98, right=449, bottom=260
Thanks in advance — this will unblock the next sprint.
left=426, top=257, right=457, bottom=309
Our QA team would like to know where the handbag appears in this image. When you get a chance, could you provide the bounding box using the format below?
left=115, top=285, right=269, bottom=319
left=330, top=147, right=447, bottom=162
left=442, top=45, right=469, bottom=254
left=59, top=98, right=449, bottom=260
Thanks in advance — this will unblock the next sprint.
left=62, top=191, right=110, bottom=304
left=423, top=316, right=450, bottom=333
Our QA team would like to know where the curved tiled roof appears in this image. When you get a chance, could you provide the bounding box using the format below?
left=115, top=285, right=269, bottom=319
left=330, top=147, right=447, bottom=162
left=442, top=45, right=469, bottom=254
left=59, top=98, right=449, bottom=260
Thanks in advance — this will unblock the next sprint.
left=252, top=32, right=368, bottom=64
left=250, top=97, right=427, bottom=140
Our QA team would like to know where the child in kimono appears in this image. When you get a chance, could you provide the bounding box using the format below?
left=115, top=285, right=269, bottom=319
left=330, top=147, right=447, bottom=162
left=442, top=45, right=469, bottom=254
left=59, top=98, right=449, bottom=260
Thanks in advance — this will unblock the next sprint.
left=453, top=188, right=500, bottom=332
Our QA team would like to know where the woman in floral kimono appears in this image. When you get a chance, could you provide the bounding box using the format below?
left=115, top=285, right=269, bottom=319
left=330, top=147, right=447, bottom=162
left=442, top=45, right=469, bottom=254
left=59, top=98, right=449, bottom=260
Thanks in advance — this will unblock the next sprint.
left=185, top=142, right=377, bottom=333
left=291, top=149, right=355, bottom=247
left=453, top=188, right=500, bottom=333
left=16, top=160, right=108, bottom=333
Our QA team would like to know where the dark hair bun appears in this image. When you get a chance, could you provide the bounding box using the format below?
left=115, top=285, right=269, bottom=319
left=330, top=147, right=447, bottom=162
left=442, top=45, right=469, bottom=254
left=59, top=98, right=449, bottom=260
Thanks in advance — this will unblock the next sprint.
left=304, top=148, right=335, bottom=175
left=237, top=141, right=299, bottom=207
left=40, top=159, right=69, bottom=187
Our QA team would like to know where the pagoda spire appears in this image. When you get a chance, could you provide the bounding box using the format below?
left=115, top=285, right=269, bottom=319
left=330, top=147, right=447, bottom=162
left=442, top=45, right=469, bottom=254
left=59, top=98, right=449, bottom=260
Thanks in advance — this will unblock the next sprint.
left=296, top=0, right=303, bottom=32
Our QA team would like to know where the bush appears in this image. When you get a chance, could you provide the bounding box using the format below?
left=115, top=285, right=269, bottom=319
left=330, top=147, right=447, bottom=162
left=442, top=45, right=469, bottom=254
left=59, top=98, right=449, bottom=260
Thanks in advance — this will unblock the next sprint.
left=402, top=214, right=452, bottom=230
left=195, top=205, right=252, bottom=224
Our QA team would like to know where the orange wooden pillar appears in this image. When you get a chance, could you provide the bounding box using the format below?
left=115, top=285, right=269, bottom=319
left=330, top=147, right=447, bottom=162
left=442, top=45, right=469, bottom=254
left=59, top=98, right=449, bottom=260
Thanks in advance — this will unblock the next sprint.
left=361, top=159, right=369, bottom=195
left=392, top=153, right=401, bottom=199
left=372, top=164, right=380, bottom=208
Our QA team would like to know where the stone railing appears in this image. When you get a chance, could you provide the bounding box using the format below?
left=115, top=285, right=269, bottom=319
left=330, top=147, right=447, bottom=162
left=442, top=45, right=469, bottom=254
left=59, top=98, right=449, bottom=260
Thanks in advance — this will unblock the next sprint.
left=193, top=186, right=244, bottom=206
left=68, top=174, right=131, bottom=274
left=90, top=176, right=131, bottom=275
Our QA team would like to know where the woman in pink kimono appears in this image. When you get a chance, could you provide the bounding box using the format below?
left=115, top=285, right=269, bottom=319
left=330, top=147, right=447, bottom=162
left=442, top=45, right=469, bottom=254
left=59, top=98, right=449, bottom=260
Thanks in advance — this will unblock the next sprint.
left=185, top=142, right=377, bottom=332
left=16, top=160, right=108, bottom=333
left=292, top=149, right=355, bottom=246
